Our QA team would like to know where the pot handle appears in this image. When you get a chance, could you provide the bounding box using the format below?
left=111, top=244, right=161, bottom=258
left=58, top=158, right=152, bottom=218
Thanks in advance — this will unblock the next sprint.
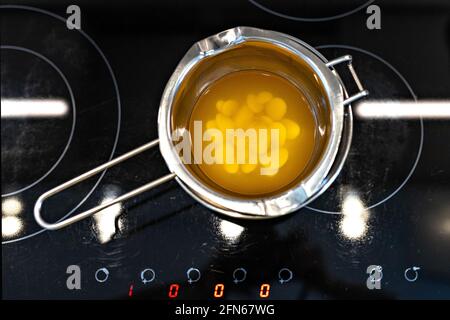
left=34, top=139, right=176, bottom=230
left=326, top=55, right=369, bottom=105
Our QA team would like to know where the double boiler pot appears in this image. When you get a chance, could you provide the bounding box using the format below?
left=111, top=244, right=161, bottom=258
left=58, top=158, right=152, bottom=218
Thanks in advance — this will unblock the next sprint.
left=34, top=27, right=368, bottom=230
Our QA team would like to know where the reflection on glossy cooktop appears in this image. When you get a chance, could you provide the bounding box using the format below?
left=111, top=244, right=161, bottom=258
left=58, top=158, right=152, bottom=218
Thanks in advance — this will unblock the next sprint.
left=1, top=0, right=450, bottom=300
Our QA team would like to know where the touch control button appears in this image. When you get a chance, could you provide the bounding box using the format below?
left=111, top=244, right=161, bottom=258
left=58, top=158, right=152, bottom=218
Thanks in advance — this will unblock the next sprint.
left=232, top=267, right=247, bottom=284
left=140, top=268, right=156, bottom=284
left=95, top=267, right=109, bottom=283
left=404, top=266, right=421, bottom=282
left=186, top=267, right=201, bottom=284
left=278, top=268, right=293, bottom=284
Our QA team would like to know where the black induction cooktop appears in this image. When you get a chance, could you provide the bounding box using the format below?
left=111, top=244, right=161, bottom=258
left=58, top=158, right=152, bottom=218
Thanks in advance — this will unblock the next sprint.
left=1, top=0, right=450, bottom=301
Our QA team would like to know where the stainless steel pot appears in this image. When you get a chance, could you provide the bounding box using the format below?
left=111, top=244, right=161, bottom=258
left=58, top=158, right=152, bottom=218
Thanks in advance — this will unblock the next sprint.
left=34, top=26, right=368, bottom=230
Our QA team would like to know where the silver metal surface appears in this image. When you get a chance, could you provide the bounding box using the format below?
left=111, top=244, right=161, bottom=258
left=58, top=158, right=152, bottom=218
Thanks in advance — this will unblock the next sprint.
left=159, top=26, right=366, bottom=219
left=326, top=55, right=369, bottom=105
left=34, top=139, right=176, bottom=230
left=34, top=26, right=369, bottom=230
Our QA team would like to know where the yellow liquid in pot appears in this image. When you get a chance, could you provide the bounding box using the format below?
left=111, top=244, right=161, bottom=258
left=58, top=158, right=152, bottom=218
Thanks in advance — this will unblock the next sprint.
left=188, top=70, right=316, bottom=196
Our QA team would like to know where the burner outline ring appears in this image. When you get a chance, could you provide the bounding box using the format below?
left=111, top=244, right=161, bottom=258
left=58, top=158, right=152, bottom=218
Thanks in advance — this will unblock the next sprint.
left=1, top=5, right=121, bottom=244
left=1, top=45, right=76, bottom=197
left=306, top=44, right=423, bottom=214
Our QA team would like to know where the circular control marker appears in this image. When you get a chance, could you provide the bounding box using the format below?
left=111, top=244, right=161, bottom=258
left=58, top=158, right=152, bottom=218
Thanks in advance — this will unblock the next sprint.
left=95, top=267, right=109, bottom=283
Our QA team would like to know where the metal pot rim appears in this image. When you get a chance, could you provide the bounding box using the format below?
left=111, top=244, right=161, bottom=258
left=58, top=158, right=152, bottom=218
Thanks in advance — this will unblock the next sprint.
left=158, top=26, right=345, bottom=218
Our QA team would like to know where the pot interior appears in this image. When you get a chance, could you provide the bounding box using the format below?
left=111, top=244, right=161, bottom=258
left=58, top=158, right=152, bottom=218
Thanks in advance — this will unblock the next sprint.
left=170, top=40, right=333, bottom=199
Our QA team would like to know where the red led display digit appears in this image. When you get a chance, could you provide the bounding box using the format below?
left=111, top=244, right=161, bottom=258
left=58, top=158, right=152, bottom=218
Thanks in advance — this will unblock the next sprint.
left=128, top=285, right=134, bottom=297
left=168, top=283, right=179, bottom=298
left=213, top=283, right=224, bottom=298
left=259, top=283, right=270, bottom=298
